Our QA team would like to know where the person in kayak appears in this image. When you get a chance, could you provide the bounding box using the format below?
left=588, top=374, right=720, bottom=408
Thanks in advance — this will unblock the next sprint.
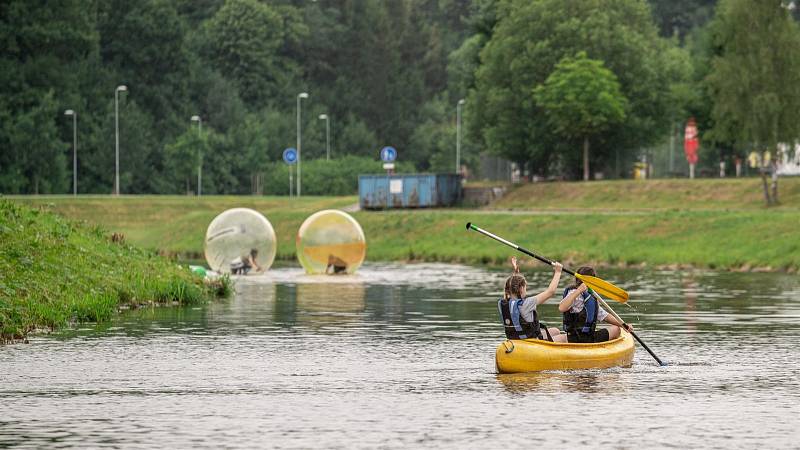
left=559, top=266, right=632, bottom=343
left=498, top=257, right=566, bottom=342
left=230, top=248, right=262, bottom=275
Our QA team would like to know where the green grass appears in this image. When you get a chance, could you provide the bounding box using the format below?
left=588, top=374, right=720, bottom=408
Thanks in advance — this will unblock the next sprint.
left=0, top=199, right=231, bottom=341
left=355, top=209, right=800, bottom=271
left=9, top=184, right=800, bottom=274
left=491, top=177, right=800, bottom=211
left=12, top=195, right=357, bottom=259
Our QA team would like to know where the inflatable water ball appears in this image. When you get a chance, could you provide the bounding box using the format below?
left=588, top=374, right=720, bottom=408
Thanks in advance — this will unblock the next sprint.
left=296, top=210, right=366, bottom=275
left=204, top=208, right=277, bottom=274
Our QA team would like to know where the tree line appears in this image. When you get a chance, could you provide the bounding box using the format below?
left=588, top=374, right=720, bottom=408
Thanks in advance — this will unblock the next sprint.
left=1, top=0, right=798, bottom=195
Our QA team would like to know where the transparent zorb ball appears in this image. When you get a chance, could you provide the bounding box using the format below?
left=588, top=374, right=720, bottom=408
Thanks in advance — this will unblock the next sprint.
left=296, top=210, right=366, bottom=275
left=204, top=208, right=276, bottom=274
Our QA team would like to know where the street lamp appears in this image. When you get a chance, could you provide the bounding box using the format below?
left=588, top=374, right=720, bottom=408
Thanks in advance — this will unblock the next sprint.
left=319, top=114, right=330, bottom=161
left=64, top=109, right=77, bottom=196
left=456, top=99, right=465, bottom=174
left=191, top=115, right=202, bottom=197
left=296, top=92, right=309, bottom=196
left=115, top=85, right=127, bottom=196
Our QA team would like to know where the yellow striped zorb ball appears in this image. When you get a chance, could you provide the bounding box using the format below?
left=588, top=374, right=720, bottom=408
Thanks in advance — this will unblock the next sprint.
left=204, top=208, right=277, bottom=274
left=296, top=210, right=366, bottom=275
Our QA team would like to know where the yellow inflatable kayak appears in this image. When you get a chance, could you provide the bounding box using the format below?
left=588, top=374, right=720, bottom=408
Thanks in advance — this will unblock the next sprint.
left=495, top=330, right=635, bottom=373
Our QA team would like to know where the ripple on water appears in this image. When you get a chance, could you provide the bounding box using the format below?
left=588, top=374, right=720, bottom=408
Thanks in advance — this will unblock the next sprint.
left=1, top=263, right=799, bottom=449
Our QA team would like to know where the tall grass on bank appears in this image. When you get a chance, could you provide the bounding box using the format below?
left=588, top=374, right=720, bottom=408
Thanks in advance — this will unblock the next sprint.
left=0, top=200, right=230, bottom=341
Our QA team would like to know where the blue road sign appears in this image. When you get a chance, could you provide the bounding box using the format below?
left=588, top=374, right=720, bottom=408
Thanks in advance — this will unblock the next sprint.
left=283, top=148, right=297, bottom=165
left=380, top=146, right=397, bottom=162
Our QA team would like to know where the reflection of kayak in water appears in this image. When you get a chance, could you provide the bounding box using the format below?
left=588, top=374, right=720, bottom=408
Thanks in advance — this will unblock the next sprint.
left=495, top=330, right=634, bottom=373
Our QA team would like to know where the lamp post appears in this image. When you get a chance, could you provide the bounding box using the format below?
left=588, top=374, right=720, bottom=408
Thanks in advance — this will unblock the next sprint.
left=319, top=114, right=330, bottom=161
left=191, top=115, right=202, bottom=197
left=456, top=99, right=465, bottom=174
left=115, top=85, right=127, bottom=196
left=296, top=92, right=309, bottom=196
left=64, top=109, right=77, bottom=196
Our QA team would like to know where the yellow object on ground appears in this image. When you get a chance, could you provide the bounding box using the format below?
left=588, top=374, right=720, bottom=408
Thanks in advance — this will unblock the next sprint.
left=495, top=330, right=635, bottom=373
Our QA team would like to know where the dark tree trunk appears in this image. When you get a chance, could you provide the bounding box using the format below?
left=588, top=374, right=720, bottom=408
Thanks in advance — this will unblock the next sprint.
left=583, top=137, right=590, bottom=181
left=760, top=170, right=772, bottom=206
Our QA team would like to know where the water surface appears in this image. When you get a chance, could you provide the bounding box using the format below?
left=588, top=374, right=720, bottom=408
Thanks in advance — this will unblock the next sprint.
left=2, top=264, right=799, bottom=448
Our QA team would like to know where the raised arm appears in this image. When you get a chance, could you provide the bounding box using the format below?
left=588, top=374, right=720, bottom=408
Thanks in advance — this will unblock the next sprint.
left=559, top=282, right=588, bottom=312
left=535, top=262, right=563, bottom=305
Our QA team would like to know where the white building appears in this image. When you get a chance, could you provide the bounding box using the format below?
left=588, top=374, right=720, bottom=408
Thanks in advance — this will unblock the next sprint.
left=777, top=143, right=800, bottom=175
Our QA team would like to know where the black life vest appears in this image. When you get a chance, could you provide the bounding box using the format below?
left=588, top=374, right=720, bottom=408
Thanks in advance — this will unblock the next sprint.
left=562, top=288, right=599, bottom=338
left=497, top=297, right=542, bottom=340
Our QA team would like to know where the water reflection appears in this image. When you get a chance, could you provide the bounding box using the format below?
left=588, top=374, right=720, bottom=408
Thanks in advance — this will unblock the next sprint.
left=1, top=263, right=799, bottom=449
left=294, top=282, right=366, bottom=327
left=496, top=371, right=625, bottom=394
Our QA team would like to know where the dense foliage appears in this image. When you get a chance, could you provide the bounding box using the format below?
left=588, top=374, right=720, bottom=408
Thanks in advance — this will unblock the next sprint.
left=468, top=0, right=683, bottom=178
left=534, top=53, right=627, bottom=180
left=0, top=0, right=474, bottom=195
left=2, top=0, right=799, bottom=192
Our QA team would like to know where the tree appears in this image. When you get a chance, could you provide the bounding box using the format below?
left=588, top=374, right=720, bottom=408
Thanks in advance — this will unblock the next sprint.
left=203, top=0, right=297, bottom=106
left=534, top=53, right=627, bottom=181
left=469, top=0, right=676, bottom=178
left=648, top=0, right=717, bottom=39
left=164, top=127, right=209, bottom=195
left=0, top=0, right=97, bottom=193
left=5, top=92, right=68, bottom=194
left=706, top=0, right=800, bottom=204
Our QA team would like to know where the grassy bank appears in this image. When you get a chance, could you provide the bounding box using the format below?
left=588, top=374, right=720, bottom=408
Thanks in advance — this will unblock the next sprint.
left=0, top=200, right=230, bottom=341
left=492, top=178, right=800, bottom=210
left=357, top=209, right=799, bottom=271
left=10, top=178, right=800, bottom=272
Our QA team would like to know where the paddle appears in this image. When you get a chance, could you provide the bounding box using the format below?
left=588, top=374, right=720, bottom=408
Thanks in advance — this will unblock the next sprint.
left=590, top=290, right=667, bottom=366
left=466, top=222, right=629, bottom=303
left=466, top=222, right=665, bottom=366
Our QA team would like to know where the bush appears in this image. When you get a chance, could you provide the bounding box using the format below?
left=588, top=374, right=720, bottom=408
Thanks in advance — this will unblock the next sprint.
left=261, top=155, right=415, bottom=196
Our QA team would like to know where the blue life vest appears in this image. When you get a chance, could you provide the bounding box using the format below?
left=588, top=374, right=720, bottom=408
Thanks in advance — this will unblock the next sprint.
left=497, top=297, right=542, bottom=340
left=562, top=288, right=599, bottom=337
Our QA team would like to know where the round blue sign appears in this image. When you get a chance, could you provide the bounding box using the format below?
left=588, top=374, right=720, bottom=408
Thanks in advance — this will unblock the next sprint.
left=283, top=148, right=297, bottom=165
left=380, top=146, right=397, bottom=162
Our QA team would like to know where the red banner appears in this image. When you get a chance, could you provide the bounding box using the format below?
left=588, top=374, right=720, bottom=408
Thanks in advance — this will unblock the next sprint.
left=684, top=117, right=699, bottom=164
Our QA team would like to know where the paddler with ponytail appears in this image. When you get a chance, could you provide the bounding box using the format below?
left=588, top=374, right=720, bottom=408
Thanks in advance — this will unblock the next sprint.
left=559, top=266, right=633, bottom=343
left=498, top=257, right=567, bottom=342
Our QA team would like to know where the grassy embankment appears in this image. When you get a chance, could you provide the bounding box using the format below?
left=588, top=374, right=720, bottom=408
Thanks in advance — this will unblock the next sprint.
left=11, top=177, right=800, bottom=272
left=0, top=200, right=230, bottom=341
left=491, top=177, right=800, bottom=211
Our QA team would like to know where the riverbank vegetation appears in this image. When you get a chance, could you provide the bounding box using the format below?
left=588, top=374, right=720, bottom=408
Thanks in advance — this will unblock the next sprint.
left=11, top=178, right=799, bottom=272
left=0, top=200, right=230, bottom=342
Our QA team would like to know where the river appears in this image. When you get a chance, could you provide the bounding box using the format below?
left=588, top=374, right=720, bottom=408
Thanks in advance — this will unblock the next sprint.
left=1, top=263, right=799, bottom=448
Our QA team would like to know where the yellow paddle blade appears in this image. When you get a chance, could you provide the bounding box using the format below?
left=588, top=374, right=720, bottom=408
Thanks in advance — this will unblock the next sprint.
left=576, top=274, right=629, bottom=303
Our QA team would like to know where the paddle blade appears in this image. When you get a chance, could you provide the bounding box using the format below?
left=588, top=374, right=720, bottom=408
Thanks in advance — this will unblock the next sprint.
left=577, top=274, right=629, bottom=303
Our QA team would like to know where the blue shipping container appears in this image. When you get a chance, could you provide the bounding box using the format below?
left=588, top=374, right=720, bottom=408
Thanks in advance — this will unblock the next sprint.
left=358, top=174, right=462, bottom=209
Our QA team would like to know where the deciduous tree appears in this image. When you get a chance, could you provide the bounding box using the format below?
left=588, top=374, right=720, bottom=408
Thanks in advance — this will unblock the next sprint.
left=534, top=53, right=627, bottom=181
left=706, top=0, right=800, bottom=204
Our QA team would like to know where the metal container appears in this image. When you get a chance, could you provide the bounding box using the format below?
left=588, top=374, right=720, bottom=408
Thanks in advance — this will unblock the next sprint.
left=358, top=174, right=461, bottom=209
